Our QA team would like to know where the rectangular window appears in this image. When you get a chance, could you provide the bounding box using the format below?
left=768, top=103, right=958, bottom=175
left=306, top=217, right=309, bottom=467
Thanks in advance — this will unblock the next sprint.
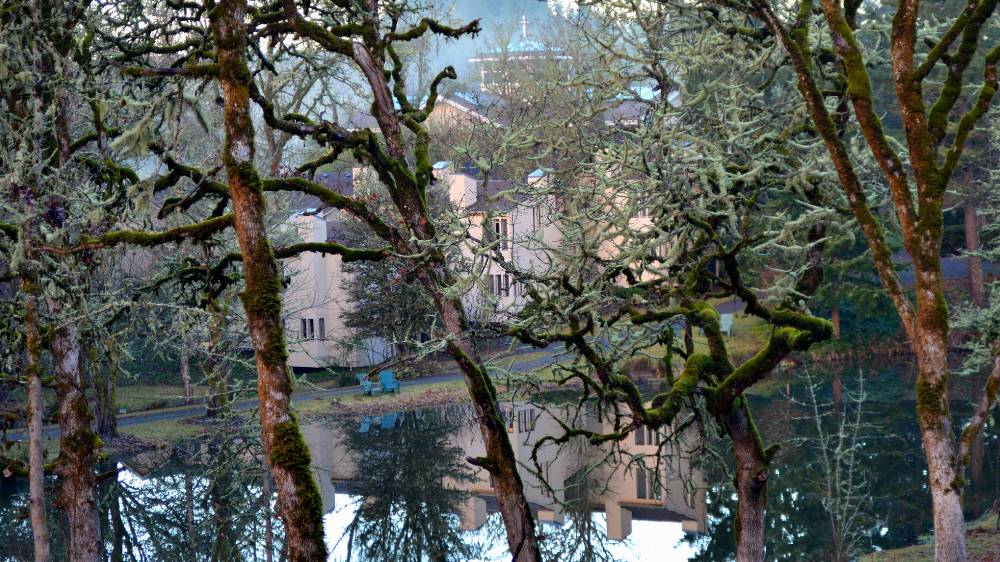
left=532, top=206, right=543, bottom=231
left=636, top=466, right=662, bottom=500
left=319, top=318, right=326, bottom=340
left=636, top=427, right=645, bottom=446
left=301, top=319, right=307, bottom=339
left=493, top=217, right=509, bottom=249
left=308, top=319, right=315, bottom=340
left=516, top=409, right=536, bottom=433
left=489, top=274, right=510, bottom=297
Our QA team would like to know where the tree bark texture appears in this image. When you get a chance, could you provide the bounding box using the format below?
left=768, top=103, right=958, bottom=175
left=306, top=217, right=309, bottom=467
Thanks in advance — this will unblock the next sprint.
left=723, top=400, right=768, bottom=562
left=964, top=204, right=985, bottom=307
left=49, top=308, right=101, bottom=562
left=92, top=343, right=118, bottom=437
left=210, top=2, right=326, bottom=560
left=180, top=346, right=193, bottom=405
left=203, top=305, right=228, bottom=418
left=914, top=317, right=967, bottom=561
left=22, top=281, right=51, bottom=562
left=742, top=0, right=1000, bottom=557
left=338, top=20, right=543, bottom=559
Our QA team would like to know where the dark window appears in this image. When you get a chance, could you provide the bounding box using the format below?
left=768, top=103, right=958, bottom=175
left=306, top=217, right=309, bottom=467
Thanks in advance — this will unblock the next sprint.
left=493, top=217, right=509, bottom=249
left=319, top=318, right=326, bottom=340
left=650, top=427, right=661, bottom=445
left=301, top=319, right=307, bottom=339
left=517, top=409, right=535, bottom=433
left=637, top=465, right=661, bottom=500
left=308, top=319, right=315, bottom=340
left=489, top=274, right=510, bottom=297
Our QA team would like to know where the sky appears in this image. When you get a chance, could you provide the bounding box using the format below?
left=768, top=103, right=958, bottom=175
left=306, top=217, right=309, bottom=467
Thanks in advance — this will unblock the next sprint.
left=422, top=0, right=572, bottom=83
left=322, top=493, right=702, bottom=561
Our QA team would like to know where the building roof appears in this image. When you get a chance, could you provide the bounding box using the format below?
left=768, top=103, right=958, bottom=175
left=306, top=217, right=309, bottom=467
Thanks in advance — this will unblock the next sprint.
left=316, top=171, right=355, bottom=196
left=469, top=38, right=567, bottom=62
left=287, top=170, right=355, bottom=213
left=465, top=179, right=525, bottom=213
left=341, top=110, right=379, bottom=131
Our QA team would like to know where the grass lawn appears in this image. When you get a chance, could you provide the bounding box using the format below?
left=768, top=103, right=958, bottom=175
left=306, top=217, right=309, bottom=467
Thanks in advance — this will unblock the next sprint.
left=291, top=380, right=465, bottom=418
left=861, top=513, right=1000, bottom=561
left=123, top=417, right=210, bottom=443
left=115, top=384, right=210, bottom=414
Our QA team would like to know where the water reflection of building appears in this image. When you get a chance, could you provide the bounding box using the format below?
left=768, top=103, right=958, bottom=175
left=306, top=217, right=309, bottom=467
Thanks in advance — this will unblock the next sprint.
left=304, top=402, right=706, bottom=544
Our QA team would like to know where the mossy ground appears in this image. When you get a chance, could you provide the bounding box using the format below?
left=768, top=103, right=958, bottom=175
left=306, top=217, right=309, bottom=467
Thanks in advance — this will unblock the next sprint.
left=292, top=380, right=465, bottom=418
left=123, top=417, right=214, bottom=443
left=861, top=513, right=1000, bottom=561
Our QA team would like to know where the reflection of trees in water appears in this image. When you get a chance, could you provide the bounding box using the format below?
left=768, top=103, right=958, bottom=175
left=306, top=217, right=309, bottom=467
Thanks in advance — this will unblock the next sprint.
left=687, top=363, right=999, bottom=560
left=337, top=405, right=481, bottom=562
left=537, top=434, right=618, bottom=562
left=0, top=477, right=68, bottom=560
left=99, top=429, right=279, bottom=561
left=0, top=429, right=276, bottom=561
left=525, top=400, right=698, bottom=562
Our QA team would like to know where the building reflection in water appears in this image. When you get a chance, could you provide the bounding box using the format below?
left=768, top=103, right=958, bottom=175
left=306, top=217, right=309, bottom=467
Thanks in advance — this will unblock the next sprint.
left=304, top=400, right=706, bottom=559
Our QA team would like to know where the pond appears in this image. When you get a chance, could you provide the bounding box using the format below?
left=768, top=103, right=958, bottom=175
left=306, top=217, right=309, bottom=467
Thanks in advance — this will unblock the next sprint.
left=0, top=358, right=996, bottom=561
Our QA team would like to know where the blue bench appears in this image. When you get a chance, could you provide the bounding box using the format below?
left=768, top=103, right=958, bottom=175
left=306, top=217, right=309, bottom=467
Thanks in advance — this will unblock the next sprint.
left=356, top=373, right=381, bottom=396
left=381, top=412, right=401, bottom=429
left=379, top=370, right=400, bottom=394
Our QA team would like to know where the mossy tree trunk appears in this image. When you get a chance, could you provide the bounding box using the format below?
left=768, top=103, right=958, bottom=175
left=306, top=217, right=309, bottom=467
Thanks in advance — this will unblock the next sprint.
left=49, top=301, right=101, bottom=562
left=94, top=364, right=118, bottom=437
left=724, top=399, right=768, bottom=562
left=21, top=276, right=50, bottom=562
left=741, top=0, right=1000, bottom=557
left=180, top=346, right=193, bottom=405
left=274, top=2, right=541, bottom=556
left=203, top=303, right=228, bottom=418
left=429, top=284, right=542, bottom=561
left=913, top=296, right=967, bottom=559
left=352, top=19, right=543, bottom=558
left=209, top=1, right=326, bottom=559
left=964, top=203, right=985, bottom=307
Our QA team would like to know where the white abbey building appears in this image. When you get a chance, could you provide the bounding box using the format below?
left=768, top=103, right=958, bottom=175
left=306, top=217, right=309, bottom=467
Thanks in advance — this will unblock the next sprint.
left=282, top=163, right=562, bottom=369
